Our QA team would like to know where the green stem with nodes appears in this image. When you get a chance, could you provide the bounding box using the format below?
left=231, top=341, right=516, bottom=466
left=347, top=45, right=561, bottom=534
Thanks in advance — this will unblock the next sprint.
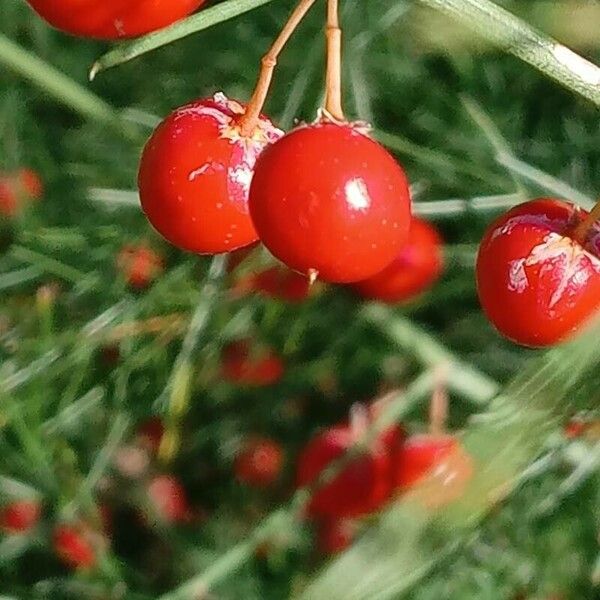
left=324, top=0, right=345, bottom=121
left=0, top=34, right=122, bottom=130
left=572, top=199, right=600, bottom=244
left=239, top=0, right=319, bottom=136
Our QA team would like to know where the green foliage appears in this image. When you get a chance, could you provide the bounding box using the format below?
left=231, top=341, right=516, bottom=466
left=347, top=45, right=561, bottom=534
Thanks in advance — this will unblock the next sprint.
left=0, top=0, right=599, bottom=598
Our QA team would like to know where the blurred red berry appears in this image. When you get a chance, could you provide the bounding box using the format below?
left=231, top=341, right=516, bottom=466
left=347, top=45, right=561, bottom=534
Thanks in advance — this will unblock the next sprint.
left=316, top=518, right=356, bottom=555
left=564, top=418, right=586, bottom=439
left=221, top=340, right=284, bottom=386
left=352, top=217, right=443, bottom=303
left=147, top=475, right=190, bottom=524
left=234, top=266, right=311, bottom=302
left=394, top=434, right=458, bottom=489
left=235, top=438, right=284, bottom=487
left=0, top=500, right=41, bottom=534
left=18, top=168, right=43, bottom=199
left=296, top=419, right=400, bottom=519
left=137, top=417, right=165, bottom=453
left=0, top=168, right=43, bottom=217
left=53, top=524, right=96, bottom=569
left=116, top=243, right=164, bottom=289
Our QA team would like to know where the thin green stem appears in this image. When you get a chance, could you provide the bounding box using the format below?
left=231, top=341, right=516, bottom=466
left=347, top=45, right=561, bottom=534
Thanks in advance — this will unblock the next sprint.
left=0, top=34, right=121, bottom=129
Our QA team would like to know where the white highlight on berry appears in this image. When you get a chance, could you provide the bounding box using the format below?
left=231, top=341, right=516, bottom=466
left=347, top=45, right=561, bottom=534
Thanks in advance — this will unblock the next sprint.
left=345, top=178, right=370, bottom=211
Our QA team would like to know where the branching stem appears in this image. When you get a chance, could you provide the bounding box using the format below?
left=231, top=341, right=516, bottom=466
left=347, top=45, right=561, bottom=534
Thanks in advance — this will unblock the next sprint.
left=239, top=0, right=319, bottom=136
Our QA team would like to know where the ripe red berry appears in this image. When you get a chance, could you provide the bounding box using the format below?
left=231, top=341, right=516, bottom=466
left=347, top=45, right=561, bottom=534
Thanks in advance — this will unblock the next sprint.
left=0, top=500, right=41, bottom=534
left=18, top=168, right=43, bottom=200
left=221, top=340, right=284, bottom=386
left=296, top=420, right=401, bottom=519
left=137, top=417, right=165, bottom=454
left=564, top=418, right=586, bottom=439
left=476, top=198, right=600, bottom=347
left=116, top=243, right=163, bottom=289
left=234, top=437, right=284, bottom=487
left=139, top=93, right=283, bottom=254
left=249, top=121, right=411, bottom=283
left=53, top=524, right=96, bottom=569
left=0, top=168, right=43, bottom=217
left=316, top=518, right=356, bottom=555
left=352, top=217, right=443, bottom=302
left=394, top=434, right=458, bottom=490
left=26, top=0, right=205, bottom=39
left=147, top=475, right=190, bottom=524
left=233, top=266, right=311, bottom=302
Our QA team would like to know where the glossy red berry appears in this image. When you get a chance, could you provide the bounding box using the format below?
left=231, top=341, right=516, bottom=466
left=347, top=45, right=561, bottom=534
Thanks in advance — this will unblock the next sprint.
left=26, top=0, right=205, bottom=39
left=53, top=524, right=96, bottom=569
left=221, top=340, right=284, bottom=386
left=139, top=93, right=283, bottom=254
left=296, top=421, right=401, bottom=519
left=249, top=121, right=411, bottom=283
left=234, top=438, right=284, bottom=487
left=116, top=243, right=163, bottom=289
left=353, top=217, right=443, bottom=302
left=476, top=198, right=600, bottom=347
left=0, top=500, right=41, bottom=534
left=316, top=518, right=356, bottom=555
left=147, top=475, right=190, bottom=524
left=233, top=266, right=311, bottom=302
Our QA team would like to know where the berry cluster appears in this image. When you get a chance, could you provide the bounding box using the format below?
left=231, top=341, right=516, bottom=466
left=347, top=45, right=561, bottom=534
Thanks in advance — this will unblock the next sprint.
left=294, top=390, right=472, bottom=554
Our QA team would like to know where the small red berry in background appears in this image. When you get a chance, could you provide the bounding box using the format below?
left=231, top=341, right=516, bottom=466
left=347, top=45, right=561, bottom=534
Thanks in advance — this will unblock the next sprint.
left=137, top=417, right=165, bottom=454
left=296, top=406, right=401, bottom=519
left=476, top=198, right=600, bottom=347
left=316, top=518, right=357, bottom=555
left=138, top=93, right=283, bottom=255
left=564, top=418, right=586, bottom=439
left=147, top=475, right=190, bottom=524
left=221, top=340, right=284, bottom=386
left=53, top=524, right=96, bottom=570
left=26, top=0, right=205, bottom=39
left=234, top=437, right=284, bottom=487
left=0, top=168, right=43, bottom=217
left=116, top=243, right=163, bottom=290
left=249, top=121, right=411, bottom=283
left=233, top=266, right=311, bottom=302
left=0, top=499, right=41, bottom=534
left=353, top=217, right=443, bottom=303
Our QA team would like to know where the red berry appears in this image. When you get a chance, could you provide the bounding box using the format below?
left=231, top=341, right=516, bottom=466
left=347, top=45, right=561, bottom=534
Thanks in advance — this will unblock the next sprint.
left=137, top=417, right=165, bottom=454
left=233, top=266, right=311, bottom=302
left=316, top=518, right=356, bottom=555
left=26, top=0, right=205, bottom=39
left=221, top=340, right=284, bottom=386
left=394, top=434, right=457, bottom=489
left=476, top=198, right=600, bottom=347
left=116, top=243, right=163, bottom=289
left=53, top=524, right=96, bottom=569
left=0, top=500, right=41, bottom=534
left=0, top=168, right=43, bottom=217
left=296, top=422, right=400, bottom=518
left=18, top=168, right=43, bottom=200
left=564, top=418, right=586, bottom=439
left=139, top=93, right=283, bottom=254
left=147, top=475, right=190, bottom=524
left=249, top=121, right=411, bottom=283
left=234, top=437, right=284, bottom=487
left=352, top=217, right=443, bottom=302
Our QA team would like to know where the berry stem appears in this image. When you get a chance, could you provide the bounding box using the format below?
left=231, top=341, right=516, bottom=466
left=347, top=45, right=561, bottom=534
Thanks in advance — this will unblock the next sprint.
left=323, top=0, right=345, bottom=121
left=572, top=199, right=600, bottom=244
left=239, top=0, right=319, bottom=136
